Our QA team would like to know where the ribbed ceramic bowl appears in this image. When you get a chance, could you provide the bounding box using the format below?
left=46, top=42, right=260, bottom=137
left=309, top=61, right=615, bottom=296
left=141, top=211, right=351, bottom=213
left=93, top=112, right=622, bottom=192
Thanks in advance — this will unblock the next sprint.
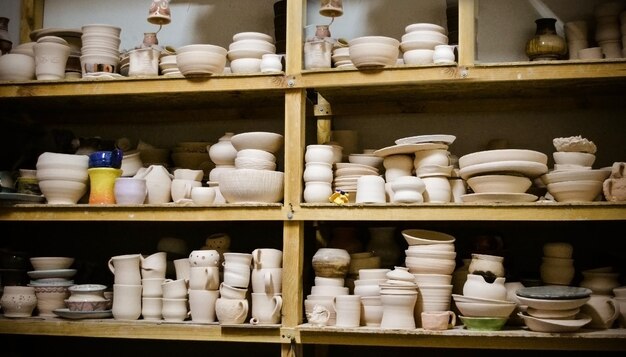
left=459, top=149, right=548, bottom=168
left=231, top=132, right=284, bottom=153
left=467, top=174, right=532, bottom=194
left=30, top=257, right=74, bottom=270
left=176, top=50, right=227, bottom=76
left=218, top=168, right=284, bottom=203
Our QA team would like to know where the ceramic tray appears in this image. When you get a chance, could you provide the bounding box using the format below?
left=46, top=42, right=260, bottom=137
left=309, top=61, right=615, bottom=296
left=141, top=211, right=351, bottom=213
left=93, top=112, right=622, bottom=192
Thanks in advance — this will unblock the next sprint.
left=461, top=193, right=538, bottom=203
left=516, top=286, right=592, bottom=300
left=53, top=308, right=113, bottom=319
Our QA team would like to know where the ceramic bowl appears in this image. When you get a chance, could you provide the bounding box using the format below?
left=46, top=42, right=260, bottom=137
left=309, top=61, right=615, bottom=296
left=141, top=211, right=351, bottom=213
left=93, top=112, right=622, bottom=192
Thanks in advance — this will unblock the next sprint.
left=349, top=42, right=400, bottom=68
left=349, top=36, right=400, bottom=47
left=36, top=152, right=90, bottom=169
left=515, top=295, right=590, bottom=311
left=547, top=179, right=603, bottom=202
left=232, top=32, right=274, bottom=43
left=405, top=256, right=456, bottom=275
left=518, top=312, right=591, bottom=332
left=30, top=257, right=74, bottom=270
left=526, top=306, right=580, bottom=319
left=348, top=154, right=383, bottom=168
left=229, top=58, right=262, bottom=73
left=218, top=168, right=284, bottom=203
left=405, top=23, right=447, bottom=34
left=234, top=156, right=276, bottom=171
left=406, top=243, right=455, bottom=252
left=231, top=132, right=284, bottom=153
left=540, top=169, right=610, bottom=185
left=228, top=39, right=276, bottom=53
left=466, top=174, right=532, bottom=194
left=39, top=179, right=88, bottom=204
left=65, top=299, right=110, bottom=312
left=236, top=148, right=276, bottom=162
left=552, top=151, right=596, bottom=166
left=455, top=301, right=516, bottom=318
left=404, top=249, right=456, bottom=260
left=459, top=149, right=548, bottom=168
left=176, top=51, right=227, bottom=76
left=459, top=315, right=508, bottom=331
left=227, top=48, right=274, bottom=61
left=400, top=39, right=446, bottom=51
left=0, top=53, right=36, bottom=81
left=402, top=49, right=434, bottom=65
left=176, top=44, right=227, bottom=56
left=452, top=294, right=514, bottom=305
left=413, top=273, right=452, bottom=285
left=401, top=229, right=456, bottom=245
left=401, top=31, right=449, bottom=44
left=36, top=167, right=89, bottom=182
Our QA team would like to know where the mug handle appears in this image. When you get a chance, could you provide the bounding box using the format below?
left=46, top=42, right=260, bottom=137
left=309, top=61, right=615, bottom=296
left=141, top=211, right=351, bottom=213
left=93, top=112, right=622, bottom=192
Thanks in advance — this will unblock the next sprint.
left=447, top=311, right=457, bottom=327
left=235, top=300, right=249, bottom=321
left=184, top=183, right=193, bottom=199
left=107, top=257, right=115, bottom=274
left=607, top=299, right=620, bottom=325
left=252, top=249, right=261, bottom=269
left=264, top=271, right=273, bottom=294
left=271, top=295, right=283, bottom=319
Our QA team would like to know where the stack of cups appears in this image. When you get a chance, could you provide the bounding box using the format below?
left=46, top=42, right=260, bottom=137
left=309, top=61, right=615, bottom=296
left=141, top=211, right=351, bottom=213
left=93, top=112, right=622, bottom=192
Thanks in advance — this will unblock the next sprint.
left=216, top=252, right=253, bottom=324
left=187, top=250, right=221, bottom=323
left=140, top=252, right=168, bottom=321
left=80, top=24, right=122, bottom=77
left=250, top=248, right=283, bottom=325
left=414, top=149, right=452, bottom=203
left=171, top=168, right=204, bottom=203
left=109, top=254, right=143, bottom=320
left=303, top=145, right=335, bottom=203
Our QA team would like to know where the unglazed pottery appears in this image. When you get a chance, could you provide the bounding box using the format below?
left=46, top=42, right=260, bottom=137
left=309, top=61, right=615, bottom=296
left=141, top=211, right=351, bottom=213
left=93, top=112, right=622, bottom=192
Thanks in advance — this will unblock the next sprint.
left=1, top=286, right=37, bottom=317
left=312, top=248, right=351, bottom=278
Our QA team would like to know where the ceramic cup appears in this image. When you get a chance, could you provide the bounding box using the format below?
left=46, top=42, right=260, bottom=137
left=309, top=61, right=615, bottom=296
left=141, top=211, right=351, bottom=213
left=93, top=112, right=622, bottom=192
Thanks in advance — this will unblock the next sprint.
left=251, top=267, right=283, bottom=294
left=162, top=297, right=189, bottom=322
left=188, top=289, right=219, bottom=323
left=421, top=310, right=456, bottom=330
left=333, top=294, right=362, bottom=327
left=141, top=277, right=165, bottom=297
left=141, top=297, right=163, bottom=320
left=250, top=293, right=283, bottom=324
left=114, top=177, right=147, bottom=204
left=223, top=262, right=251, bottom=288
left=355, top=175, right=386, bottom=203
left=173, top=258, right=191, bottom=281
left=191, top=186, right=216, bottom=205
left=171, top=178, right=202, bottom=202
left=141, top=251, right=167, bottom=279
left=252, top=248, right=283, bottom=269
left=161, top=278, right=189, bottom=299
left=108, top=253, right=143, bottom=285
left=215, top=297, right=248, bottom=324
left=189, top=266, right=220, bottom=290
left=112, top=283, right=143, bottom=320
left=189, top=249, right=220, bottom=267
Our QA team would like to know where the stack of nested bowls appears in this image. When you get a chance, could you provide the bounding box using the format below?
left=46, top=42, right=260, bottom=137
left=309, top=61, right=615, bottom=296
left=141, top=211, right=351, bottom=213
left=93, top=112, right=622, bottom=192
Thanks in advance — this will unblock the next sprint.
left=304, top=144, right=335, bottom=203
left=80, top=24, right=122, bottom=77
left=545, top=150, right=605, bottom=202
left=540, top=242, right=575, bottom=285
left=36, top=152, right=90, bottom=204
left=159, top=54, right=180, bottom=77
left=400, top=23, right=448, bottom=65
left=332, top=46, right=352, bottom=68
left=227, top=32, right=276, bottom=74
left=27, top=256, right=76, bottom=316
left=176, top=44, right=227, bottom=77
left=348, top=36, right=399, bottom=69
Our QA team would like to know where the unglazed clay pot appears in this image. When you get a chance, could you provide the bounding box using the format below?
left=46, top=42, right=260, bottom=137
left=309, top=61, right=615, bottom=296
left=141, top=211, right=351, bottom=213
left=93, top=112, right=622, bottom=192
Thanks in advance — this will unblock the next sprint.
left=1, top=286, right=37, bottom=317
left=208, top=132, right=238, bottom=165
left=312, top=248, right=351, bottom=278
left=463, top=273, right=507, bottom=301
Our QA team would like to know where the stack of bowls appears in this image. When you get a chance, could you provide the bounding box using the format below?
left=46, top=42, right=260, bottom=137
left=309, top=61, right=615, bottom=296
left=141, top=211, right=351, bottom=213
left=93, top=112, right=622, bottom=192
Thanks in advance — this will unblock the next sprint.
left=159, top=54, right=180, bottom=77
left=227, top=32, right=276, bottom=74
left=516, top=285, right=593, bottom=332
left=303, top=144, right=335, bottom=203
left=540, top=242, right=575, bottom=285
left=80, top=24, right=122, bottom=77
left=27, top=256, right=76, bottom=316
left=544, top=150, right=605, bottom=202
left=332, top=46, right=352, bottom=68
left=36, top=152, right=90, bottom=204
left=348, top=36, right=400, bottom=69
left=176, top=44, right=227, bottom=77
left=400, top=23, right=448, bottom=65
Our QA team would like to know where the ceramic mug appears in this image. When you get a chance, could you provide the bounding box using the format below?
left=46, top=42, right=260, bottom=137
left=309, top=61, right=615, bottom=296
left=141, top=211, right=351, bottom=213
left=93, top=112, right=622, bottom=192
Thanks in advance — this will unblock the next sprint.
left=141, top=251, right=167, bottom=279
left=188, top=289, right=219, bottom=323
left=114, top=177, right=147, bottom=204
left=171, top=178, right=201, bottom=202
left=251, top=267, right=282, bottom=294
left=108, top=254, right=143, bottom=285
left=250, top=293, right=282, bottom=324
left=141, top=297, right=163, bottom=320
left=188, top=266, right=219, bottom=290
left=421, top=310, right=456, bottom=330
left=173, top=258, right=191, bottom=281
left=161, top=278, right=188, bottom=299
left=333, top=294, right=361, bottom=327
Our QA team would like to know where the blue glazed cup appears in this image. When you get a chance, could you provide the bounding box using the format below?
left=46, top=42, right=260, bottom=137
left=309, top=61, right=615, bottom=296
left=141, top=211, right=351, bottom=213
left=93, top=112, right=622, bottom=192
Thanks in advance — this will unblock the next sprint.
left=88, top=149, right=123, bottom=168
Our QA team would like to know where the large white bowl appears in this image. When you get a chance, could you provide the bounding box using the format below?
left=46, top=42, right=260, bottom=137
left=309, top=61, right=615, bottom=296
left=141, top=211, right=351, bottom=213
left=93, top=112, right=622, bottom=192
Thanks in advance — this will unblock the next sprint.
left=455, top=301, right=516, bottom=318
left=547, top=180, right=603, bottom=202
left=401, top=31, right=448, bottom=44
left=401, top=229, right=456, bottom=245
left=405, top=256, right=456, bottom=275
left=466, top=174, right=532, bottom=194
left=515, top=295, right=590, bottom=310
left=540, top=169, right=610, bottom=185
left=36, top=167, right=89, bottom=182
left=459, top=149, right=548, bottom=168
left=229, top=58, right=262, bottom=73
left=228, top=39, right=275, bottom=53
left=218, top=168, right=284, bottom=203
left=39, top=179, right=87, bottom=204
left=0, top=53, right=36, bottom=81
left=230, top=132, right=284, bottom=153
left=349, top=36, right=400, bottom=47
left=176, top=51, right=227, bottom=76
left=348, top=40, right=399, bottom=69
left=404, top=249, right=456, bottom=260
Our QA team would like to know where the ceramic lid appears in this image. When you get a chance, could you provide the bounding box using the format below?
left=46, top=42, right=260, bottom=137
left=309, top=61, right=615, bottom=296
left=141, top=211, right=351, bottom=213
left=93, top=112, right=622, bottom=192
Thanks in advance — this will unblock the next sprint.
left=516, top=285, right=592, bottom=300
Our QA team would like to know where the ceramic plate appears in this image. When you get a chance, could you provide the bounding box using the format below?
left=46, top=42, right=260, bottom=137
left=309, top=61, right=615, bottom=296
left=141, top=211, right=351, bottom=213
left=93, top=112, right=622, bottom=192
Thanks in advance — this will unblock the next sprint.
left=0, top=192, right=45, bottom=203
left=53, top=308, right=113, bottom=319
left=461, top=193, right=538, bottom=203
left=518, top=312, right=591, bottom=332
left=516, top=286, right=592, bottom=300
left=30, top=27, right=82, bottom=40
left=459, top=161, right=549, bottom=180
left=459, top=149, right=548, bottom=168
left=27, top=269, right=77, bottom=279
left=515, top=295, right=590, bottom=311
left=373, top=143, right=448, bottom=157
left=395, top=134, right=456, bottom=145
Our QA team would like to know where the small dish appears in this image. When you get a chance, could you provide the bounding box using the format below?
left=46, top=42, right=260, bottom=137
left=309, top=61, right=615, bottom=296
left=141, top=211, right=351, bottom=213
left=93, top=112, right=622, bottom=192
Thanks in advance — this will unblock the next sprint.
left=373, top=143, right=448, bottom=157
left=459, top=315, right=508, bottom=331
left=518, top=312, right=591, bottom=332
left=394, top=134, right=456, bottom=146
left=53, top=308, right=113, bottom=319
left=516, top=286, right=592, bottom=300
left=27, top=269, right=77, bottom=280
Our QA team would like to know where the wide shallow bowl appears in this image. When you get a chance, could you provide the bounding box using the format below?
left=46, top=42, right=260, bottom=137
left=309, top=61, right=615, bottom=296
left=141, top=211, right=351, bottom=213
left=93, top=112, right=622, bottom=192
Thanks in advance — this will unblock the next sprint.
left=540, top=169, right=610, bottom=185
left=515, top=295, right=590, bottom=311
left=459, top=316, right=508, bottom=331
left=218, top=168, right=284, bottom=203
left=547, top=180, right=603, bottom=202
left=452, top=294, right=513, bottom=305
left=526, top=306, right=580, bottom=319
left=231, top=132, right=284, bottom=153
left=348, top=154, right=383, bottom=168
left=552, top=151, right=596, bottom=166
left=30, top=257, right=74, bottom=271
left=232, top=32, right=274, bottom=43
left=455, top=301, right=516, bottom=318
left=228, top=39, right=276, bottom=53
left=459, top=149, right=548, bottom=168
left=349, top=42, right=400, bottom=69
left=466, top=174, right=532, bottom=194
left=405, top=23, right=447, bottom=34
left=518, top=312, right=591, bottom=332
left=516, top=286, right=592, bottom=300
left=176, top=51, right=227, bottom=76
left=176, top=44, right=227, bottom=56
left=401, top=31, right=449, bottom=44
left=401, top=229, right=456, bottom=245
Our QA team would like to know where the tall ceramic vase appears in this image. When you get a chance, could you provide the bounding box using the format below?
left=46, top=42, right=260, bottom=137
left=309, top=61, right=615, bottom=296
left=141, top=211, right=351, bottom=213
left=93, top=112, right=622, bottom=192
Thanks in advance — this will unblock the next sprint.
left=88, top=168, right=123, bottom=204
left=367, top=227, right=401, bottom=269
left=525, top=18, right=568, bottom=61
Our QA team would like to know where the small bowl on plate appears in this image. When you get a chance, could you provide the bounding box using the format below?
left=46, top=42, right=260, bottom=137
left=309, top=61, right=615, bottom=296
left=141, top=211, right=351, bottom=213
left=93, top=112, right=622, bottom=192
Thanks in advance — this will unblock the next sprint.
left=30, top=257, right=74, bottom=271
left=459, top=315, right=508, bottom=331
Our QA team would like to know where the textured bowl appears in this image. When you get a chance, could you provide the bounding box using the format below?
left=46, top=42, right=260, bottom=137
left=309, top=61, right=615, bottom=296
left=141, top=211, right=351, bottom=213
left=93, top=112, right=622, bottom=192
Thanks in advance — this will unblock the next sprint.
left=39, top=179, right=87, bottom=204
left=30, top=257, right=74, bottom=270
left=401, top=229, right=456, bottom=245
left=218, top=168, right=284, bottom=203
left=231, top=132, right=284, bottom=153
left=176, top=50, right=227, bottom=76
left=65, top=299, right=110, bottom=312
left=467, top=174, right=532, bottom=194
left=547, top=180, right=603, bottom=202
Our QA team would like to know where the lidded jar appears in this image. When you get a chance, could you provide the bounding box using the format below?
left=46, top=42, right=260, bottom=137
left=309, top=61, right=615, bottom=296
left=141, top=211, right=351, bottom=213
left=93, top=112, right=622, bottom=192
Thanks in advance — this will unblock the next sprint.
left=209, top=132, right=238, bottom=165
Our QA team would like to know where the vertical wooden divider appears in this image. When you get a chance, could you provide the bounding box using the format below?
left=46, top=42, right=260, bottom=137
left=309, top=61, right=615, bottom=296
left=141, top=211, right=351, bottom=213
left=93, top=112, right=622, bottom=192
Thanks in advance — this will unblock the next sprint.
left=458, top=0, right=476, bottom=67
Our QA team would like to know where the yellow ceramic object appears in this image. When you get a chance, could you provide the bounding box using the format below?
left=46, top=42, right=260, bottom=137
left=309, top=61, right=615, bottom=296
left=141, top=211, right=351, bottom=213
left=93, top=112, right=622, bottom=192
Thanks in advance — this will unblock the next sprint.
left=88, top=168, right=122, bottom=204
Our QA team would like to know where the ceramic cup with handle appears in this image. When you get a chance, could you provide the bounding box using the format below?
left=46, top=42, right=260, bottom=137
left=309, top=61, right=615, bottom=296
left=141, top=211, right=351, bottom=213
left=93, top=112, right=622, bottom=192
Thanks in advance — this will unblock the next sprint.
left=421, top=310, right=456, bottom=330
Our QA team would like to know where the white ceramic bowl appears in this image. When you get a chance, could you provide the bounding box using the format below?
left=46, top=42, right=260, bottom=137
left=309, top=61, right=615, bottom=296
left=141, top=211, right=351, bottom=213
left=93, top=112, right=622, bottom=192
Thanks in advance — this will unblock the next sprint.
left=405, top=256, right=456, bottom=275
left=466, top=174, right=532, bottom=194
left=401, top=31, right=449, bottom=44
left=402, top=49, right=434, bottom=65
left=518, top=312, right=591, bottom=332
left=227, top=48, right=274, bottom=61
left=401, top=229, right=456, bottom=245
left=218, top=168, right=284, bottom=203
left=406, top=243, right=455, bottom=252
left=234, top=156, right=276, bottom=171
left=349, top=36, right=400, bottom=47
left=36, top=167, right=88, bottom=182
left=236, top=149, right=276, bottom=162
left=348, top=154, right=383, bottom=168
left=349, top=42, right=400, bottom=68
left=229, top=58, right=262, bottom=73
left=405, top=23, right=447, bottom=34
left=547, top=180, right=603, bottom=202
left=176, top=50, right=227, bottom=76
left=404, top=249, right=456, bottom=260
left=552, top=151, right=596, bottom=166
left=30, top=257, right=74, bottom=270
left=176, top=44, right=228, bottom=56
left=515, top=295, right=590, bottom=310
left=231, top=132, right=284, bottom=153
left=36, top=152, right=89, bottom=169
left=540, top=169, right=610, bottom=185
left=228, top=39, right=276, bottom=53
left=455, top=301, right=516, bottom=318
left=39, top=179, right=88, bottom=204
left=400, top=39, right=446, bottom=52
left=459, top=149, right=548, bottom=168
left=0, top=53, right=36, bottom=81
left=232, top=32, right=274, bottom=43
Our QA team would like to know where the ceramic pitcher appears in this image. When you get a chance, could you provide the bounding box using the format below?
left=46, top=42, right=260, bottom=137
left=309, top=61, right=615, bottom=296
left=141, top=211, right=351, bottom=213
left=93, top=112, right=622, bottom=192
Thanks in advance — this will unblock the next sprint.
left=134, top=164, right=173, bottom=204
left=108, top=253, right=144, bottom=285
left=581, top=294, right=620, bottom=329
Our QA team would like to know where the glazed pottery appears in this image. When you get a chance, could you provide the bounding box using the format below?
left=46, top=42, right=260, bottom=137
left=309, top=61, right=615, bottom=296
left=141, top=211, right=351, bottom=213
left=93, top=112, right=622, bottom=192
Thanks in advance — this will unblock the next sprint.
left=67, top=284, right=107, bottom=302
left=1, top=286, right=37, bottom=317
left=525, top=18, right=568, bottom=61
left=88, top=168, right=123, bottom=204
left=32, top=284, right=70, bottom=316
left=312, top=248, right=351, bottom=278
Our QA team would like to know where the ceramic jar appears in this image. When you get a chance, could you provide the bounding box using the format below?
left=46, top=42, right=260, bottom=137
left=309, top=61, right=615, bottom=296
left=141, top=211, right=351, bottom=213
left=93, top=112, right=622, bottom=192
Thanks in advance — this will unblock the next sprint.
left=209, top=132, right=238, bottom=165
left=468, top=253, right=505, bottom=278
left=312, top=248, right=351, bottom=278
left=1, top=286, right=37, bottom=317
left=462, top=273, right=507, bottom=301
left=580, top=269, right=620, bottom=295
left=525, top=18, right=567, bottom=61
left=432, top=45, right=456, bottom=64
left=389, top=176, right=425, bottom=203
left=304, top=181, right=333, bottom=203
left=260, top=54, right=283, bottom=73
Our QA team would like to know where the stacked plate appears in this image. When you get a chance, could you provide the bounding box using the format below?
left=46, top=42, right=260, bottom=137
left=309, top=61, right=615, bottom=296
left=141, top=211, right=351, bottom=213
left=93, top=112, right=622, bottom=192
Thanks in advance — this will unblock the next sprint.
left=80, top=24, right=122, bottom=77
left=516, top=286, right=592, bottom=332
left=332, top=46, right=353, bottom=68
left=333, top=162, right=379, bottom=202
left=400, top=23, right=448, bottom=65
left=459, top=149, right=548, bottom=203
